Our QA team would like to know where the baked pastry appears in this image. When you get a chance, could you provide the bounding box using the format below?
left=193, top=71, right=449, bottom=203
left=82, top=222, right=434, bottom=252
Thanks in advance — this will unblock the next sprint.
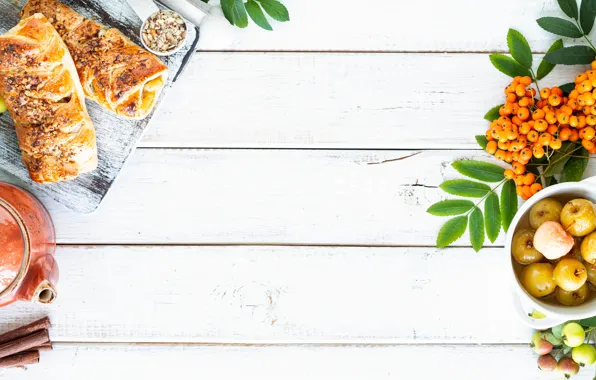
left=0, top=13, right=97, bottom=183
left=22, top=0, right=169, bottom=119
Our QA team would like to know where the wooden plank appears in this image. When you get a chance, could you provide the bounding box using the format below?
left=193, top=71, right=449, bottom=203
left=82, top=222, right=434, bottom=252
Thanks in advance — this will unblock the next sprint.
left=0, top=245, right=531, bottom=343
left=196, top=0, right=567, bottom=53
left=2, top=148, right=591, bottom=246
left=0, top=344, right=583, bottom=380
left=0, top=0, right=198, bottom=213
left=139, top=53, right=581, bottom=149
left=0, top=148, right=503, bottom=245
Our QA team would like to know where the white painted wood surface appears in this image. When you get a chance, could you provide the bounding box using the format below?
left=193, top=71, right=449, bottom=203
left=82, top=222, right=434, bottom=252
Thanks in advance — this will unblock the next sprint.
left=5, top=344, right=590, bottom=380
left=0, top=149, right=521, bottom=245
left=140, top=53, right=581, bottom=149
left=196, top=0, right=571, bottom=53
left=0, top=245, right=530, bottom=343
left=3, top=0, right=595, bottom=378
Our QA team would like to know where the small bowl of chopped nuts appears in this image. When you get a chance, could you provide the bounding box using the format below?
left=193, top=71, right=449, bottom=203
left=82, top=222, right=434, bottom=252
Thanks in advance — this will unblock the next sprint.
left=140, top=9, right=188, bottom=56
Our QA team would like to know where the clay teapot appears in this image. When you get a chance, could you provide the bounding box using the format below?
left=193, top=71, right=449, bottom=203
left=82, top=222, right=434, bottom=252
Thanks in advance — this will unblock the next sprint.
left=0, top=182, right=58, bottom=306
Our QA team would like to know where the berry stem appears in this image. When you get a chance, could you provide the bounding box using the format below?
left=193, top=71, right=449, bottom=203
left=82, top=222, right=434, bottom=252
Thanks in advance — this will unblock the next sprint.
left=464, top=178, right=507, bottom=216
left=575, top=20, right=596, bottom=52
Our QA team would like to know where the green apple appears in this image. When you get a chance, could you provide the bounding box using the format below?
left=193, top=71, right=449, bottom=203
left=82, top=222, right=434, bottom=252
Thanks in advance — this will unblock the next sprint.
left=572, top=344, right=596, bottom=366
left=562, top=323, right=586, bottom=348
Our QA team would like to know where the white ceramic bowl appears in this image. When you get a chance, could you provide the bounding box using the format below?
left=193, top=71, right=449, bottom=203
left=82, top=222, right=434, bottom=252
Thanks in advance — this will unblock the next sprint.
left=507, top=176, right=596, bottom=329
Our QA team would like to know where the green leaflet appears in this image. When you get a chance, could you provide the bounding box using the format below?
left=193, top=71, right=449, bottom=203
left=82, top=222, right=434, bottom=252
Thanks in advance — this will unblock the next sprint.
left=475, top=135, right=489, bottom=150
left=436, top=216, right=468, bottom=248
left=469, top=207, right=484, bottom=252
left=452, top=160, right=505, bottom=183
left=500, top=180, right=518, bottom=232
left=440, top=180, right=491, bottom=198
left=581, top=0, right=596, bottom=35
left=544, top=45, right=596, bottom=65
left=536, top=17, right=583, bottom=38
left=246, top=0, right=273, bottom=30
left=558, top=0, right=579, bottom=19
left=536, top=39, right=564, bottom=80
left=507, top=29, right=532, bottom=68
left=484, top=104, right=503, bottom=121
left=489, top=54, right=532, bottom=78
left=484, top=192, right=501, bottom=243
left=427, top=200, right=475, bottom=216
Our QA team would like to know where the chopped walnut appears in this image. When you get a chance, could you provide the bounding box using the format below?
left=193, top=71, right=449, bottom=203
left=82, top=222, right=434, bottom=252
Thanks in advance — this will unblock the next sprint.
left=141, top=10, right=186, bottom=54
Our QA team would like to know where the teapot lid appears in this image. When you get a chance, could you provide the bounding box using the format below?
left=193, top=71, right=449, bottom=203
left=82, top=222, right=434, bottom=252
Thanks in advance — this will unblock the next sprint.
left=0, top=202, right=26, bottom=293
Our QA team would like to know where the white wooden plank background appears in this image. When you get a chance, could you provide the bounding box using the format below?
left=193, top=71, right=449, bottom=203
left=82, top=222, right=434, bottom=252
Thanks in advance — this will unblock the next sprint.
left=0, top=245, right=529, bottom=343
left=4, top=344, right=588, bottom=380
left=141, top=53, right=582, bottom=149
left=197, top=0, right=573, bottom=53
left=4, top=0, right=596, bottom=378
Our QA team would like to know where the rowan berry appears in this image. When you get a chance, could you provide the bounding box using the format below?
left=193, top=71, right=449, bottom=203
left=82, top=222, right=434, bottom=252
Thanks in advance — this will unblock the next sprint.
left=586, top=93, right=595, bottom=106
left=568, top=99, right=580, bottom=110
left=515, top=84, right=526, bottom=97
left=558, top=113, right=570, bottom=125
left=530, top=183, right=543, bottom=194
left=506, top=93, right=517, bottom=103
left=512, top=151, right=521, bottom=161
left=527, top=88, right=537, bottom=97
left=518, top=97, right=531, bottom=107
left=545, top=112, right=557, bottom=124
left=533, top=145, right=545, bottom=158
left=516, top=185, right=524, bottom=197
left=552, top=87, right=563, bottom=96
left=579, top=115, right=588, bottom=128
left=559, top=127, right=572, bottom=141
left=520, top=76, right=532, bottom=86
left=512, top=162, right=526, bottom=175
left=580, top=80, right=593, bottom=93
left=549, top=138, right=563, bottom=150
left=569, top=115, right=580, bottom=127
left=504, top=151, right=513, bottom=163
left=522, top=185, right=533, bottom=199
left=523, top=173, right=536, bottom=185
left=589, top=70, right=596, bottom=79
left=548, top=94, right=561, bottom=107
left=519, top=123, right=531, bottom=135
left=517, top=107, right=530, bottom=121
left=588, top=115, right=596, bottom=126
left=569, top=89, right=580, bottom=99
left=560, top=105, right=573, bottom=115
left=495, top=149, right=506, bottom=161
left=585, top=126, right=596, bottom=140
left=504, top=169, right=516, bottom=180
left=534, top=119, right=548, bottom=132
left=570, top=129, right=580, bottom=142
left=520, top=148, right=532, bottom=161
left=539, top=133, right=552, bottom=146
left=540, top=88, right=551, bottom=99
left=592, top=61, right=596, bottom=70
left=531, top=109, right=545, bottom=121
left=583, top=139, right=595, bottom=150
left=576, top=73, right=588, bottom=84
left=500, top=103, right=513, bottom=116
left=498, top=140, right=511, bottom=150
left=511, top=116, right=522, bottom=126
left=527, top=130, right=539, bottom=142
left=542, top=104, right=555, bottom=114
left=547, top=124, right=559, bottom=135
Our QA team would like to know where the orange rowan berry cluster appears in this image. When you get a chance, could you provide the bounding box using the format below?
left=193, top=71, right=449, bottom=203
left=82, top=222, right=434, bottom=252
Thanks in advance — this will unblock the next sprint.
left=486, top=62, right=596, bottom=200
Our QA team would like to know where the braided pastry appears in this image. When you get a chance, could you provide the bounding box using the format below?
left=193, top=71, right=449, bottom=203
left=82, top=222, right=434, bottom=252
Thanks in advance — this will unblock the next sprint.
left=0, top=13, right=97, bottom=183
left=22, top=0, right=169, bottom=119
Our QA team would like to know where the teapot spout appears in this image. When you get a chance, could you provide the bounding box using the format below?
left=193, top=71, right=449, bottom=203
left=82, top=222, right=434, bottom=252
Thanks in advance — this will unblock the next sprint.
left=31, top=280, right=57, bottom=304
left=19, top=255, right=58, bottom=305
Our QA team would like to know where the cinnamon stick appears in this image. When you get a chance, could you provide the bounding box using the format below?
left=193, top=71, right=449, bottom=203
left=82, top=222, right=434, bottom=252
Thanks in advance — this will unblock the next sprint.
left=0, top=351, right=39, bottom=368
left=0, top=317, right=50, bottom=345
left=0, top=329, right=49, bottom=359
left=32, top=341, right=52, bottom=351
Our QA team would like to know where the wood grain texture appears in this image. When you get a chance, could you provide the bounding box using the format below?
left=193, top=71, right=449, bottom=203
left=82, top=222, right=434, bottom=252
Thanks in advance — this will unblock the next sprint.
left=0, top=245, right=531, bottom=343
left=0, top=0, right=198, bottom=213
left=197, top=0, right=573, bottom=53
left=139, top=52, right=581, bottom=149
left=3, top=343, right=586, bottom=380
left=0, top=149, right=509, bottom=245
left=3, top=148, right=586, bottom=246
